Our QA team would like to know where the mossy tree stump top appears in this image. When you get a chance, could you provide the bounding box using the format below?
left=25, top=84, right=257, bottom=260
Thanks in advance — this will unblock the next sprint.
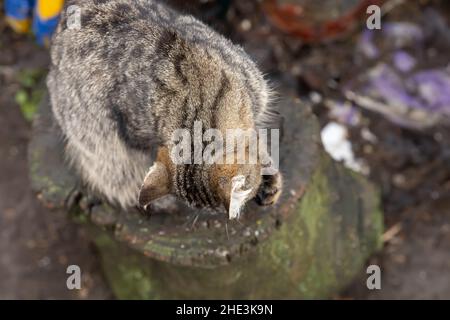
left=29, top=91, right=321, bottom=268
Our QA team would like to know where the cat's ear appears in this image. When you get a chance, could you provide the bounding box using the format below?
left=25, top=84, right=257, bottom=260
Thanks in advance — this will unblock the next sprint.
left=138, top=161, right=171, bottom=208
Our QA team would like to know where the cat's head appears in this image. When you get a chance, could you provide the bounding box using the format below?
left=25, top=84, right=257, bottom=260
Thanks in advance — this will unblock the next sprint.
left=138, top=146, right=276, bottom=219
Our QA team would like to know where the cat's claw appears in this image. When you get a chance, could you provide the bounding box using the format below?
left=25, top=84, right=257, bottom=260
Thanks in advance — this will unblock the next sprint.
left=65, top=187, right=83, bottom=210
left=65, top=187, right=102, bottom=214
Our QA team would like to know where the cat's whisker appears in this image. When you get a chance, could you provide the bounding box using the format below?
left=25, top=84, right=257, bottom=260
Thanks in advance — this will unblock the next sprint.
left=191, top=214, right=199, bottom=230
left=225, top=222, right=230, bottom=241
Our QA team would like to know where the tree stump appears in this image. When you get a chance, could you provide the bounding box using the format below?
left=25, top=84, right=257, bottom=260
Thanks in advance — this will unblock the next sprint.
left=28, top=90, right=383, bottom=299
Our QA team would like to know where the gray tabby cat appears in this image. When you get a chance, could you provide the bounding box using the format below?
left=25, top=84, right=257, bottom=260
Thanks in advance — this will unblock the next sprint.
left=47, top=0, right=282, bottom=215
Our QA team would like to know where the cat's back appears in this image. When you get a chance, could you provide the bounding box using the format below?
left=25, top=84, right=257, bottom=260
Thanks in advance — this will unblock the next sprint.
left=47, top=0, right=168, bottom=141
left=48, top=0, right=269, bottom=135
left=50, top=0, right=258, bottom=81
left=49, top=0, right=168, bottom=72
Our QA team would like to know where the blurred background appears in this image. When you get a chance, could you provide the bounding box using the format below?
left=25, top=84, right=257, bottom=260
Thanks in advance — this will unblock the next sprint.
left=0, top=0, right=449, bottom=299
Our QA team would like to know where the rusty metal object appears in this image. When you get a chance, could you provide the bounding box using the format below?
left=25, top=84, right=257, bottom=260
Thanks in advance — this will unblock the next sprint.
left=263, top=0, right=384, bottom=42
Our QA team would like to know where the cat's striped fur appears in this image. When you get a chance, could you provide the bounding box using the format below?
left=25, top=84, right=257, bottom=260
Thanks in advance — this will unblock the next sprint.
left=48, top=0, right=282, bottom=211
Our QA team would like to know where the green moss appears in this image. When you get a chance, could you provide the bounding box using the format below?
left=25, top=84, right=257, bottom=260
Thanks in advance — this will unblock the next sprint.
left=29, top=139, right=76, bottom=207
left=248, top=154, right=382, bottom=299
left=14, top=68, right=46, bottom=122
left=298, top=160, right=331, bottom=253
left=256, top=154, right=339, bottom=298
left=92, top=231, right=159, bottom=299
left=114, top=264, right=155, bottom=299
left=70, top=210, right=89, bottom=224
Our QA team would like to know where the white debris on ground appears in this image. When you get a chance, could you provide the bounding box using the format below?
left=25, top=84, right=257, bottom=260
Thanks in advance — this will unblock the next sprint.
left=320, top=122, right=369, bottom=175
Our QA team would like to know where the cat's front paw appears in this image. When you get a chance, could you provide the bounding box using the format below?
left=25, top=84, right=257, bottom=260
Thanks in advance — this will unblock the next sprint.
left=255, top=173, right=283, bottom=206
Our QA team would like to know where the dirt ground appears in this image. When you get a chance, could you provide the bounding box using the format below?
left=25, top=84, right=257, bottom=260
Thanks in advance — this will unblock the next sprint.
left=1, top=0, right=449, bottom=299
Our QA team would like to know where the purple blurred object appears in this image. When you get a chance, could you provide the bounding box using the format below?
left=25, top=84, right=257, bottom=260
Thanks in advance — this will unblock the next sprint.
left=326, top=100, right=361, bottom=126
left=347, top=19, right=450, bottom=129
left=393, top=51, right=416, bottom=73
left=358, top=30, right=379, bottom=59
left=383, top=22, right=424, bottom=44
left=412, top=70, right=450, bottom=114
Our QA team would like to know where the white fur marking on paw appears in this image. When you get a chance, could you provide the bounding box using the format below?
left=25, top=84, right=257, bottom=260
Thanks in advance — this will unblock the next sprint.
left=229, top=175, right=253, bottom=220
